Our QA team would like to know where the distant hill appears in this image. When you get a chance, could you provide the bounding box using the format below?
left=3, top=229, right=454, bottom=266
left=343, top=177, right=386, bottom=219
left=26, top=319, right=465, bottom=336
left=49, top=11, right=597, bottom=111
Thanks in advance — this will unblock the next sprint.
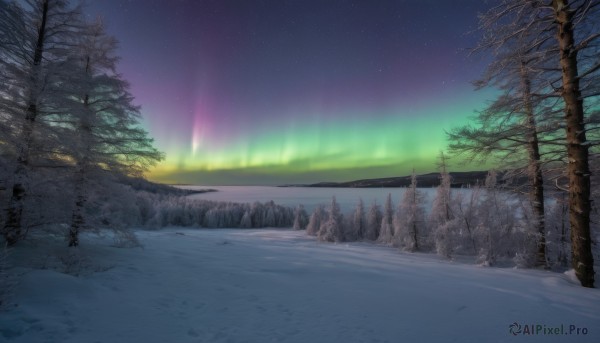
left=117, top=176, right=217, bottom=195
left=282, top=171, right=528, bottom=188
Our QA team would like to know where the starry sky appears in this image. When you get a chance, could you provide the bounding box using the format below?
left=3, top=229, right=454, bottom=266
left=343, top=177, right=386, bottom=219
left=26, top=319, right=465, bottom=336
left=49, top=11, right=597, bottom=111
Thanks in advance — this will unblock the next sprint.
left=85, top=0, right=495, bottom=185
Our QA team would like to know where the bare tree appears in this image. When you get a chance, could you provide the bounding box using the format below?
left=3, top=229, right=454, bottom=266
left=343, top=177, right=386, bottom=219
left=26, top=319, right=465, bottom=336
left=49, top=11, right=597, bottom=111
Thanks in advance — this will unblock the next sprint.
left=448, top=28, right=556, bottom=267
left=450, top=0, right=599, bottom=286
left=551, top=0, right=598, bottom=288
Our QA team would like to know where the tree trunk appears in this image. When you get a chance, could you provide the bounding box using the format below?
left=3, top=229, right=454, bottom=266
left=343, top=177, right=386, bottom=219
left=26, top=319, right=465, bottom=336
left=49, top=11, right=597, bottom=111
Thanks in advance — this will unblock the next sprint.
left=553, top=0, right=594, bottom=288
left=68, top=171, right=85, bottom=247
left=412, top=221, right=419, bottom=251
left=520, top=64, right=547, bottom=268
left=412, top=176, right=419, bottom=251
left=69, top=75, right=92, bottom=247
left=69, top=181, right=85, bottom=247
left=559, top=193, right=569, bottom=267
left=3, top=0, right=49, bottom=246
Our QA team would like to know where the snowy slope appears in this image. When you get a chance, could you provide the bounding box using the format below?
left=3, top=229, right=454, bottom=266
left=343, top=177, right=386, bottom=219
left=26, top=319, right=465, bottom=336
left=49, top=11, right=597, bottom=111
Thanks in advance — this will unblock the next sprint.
left=1, top=228, right=599, bottom=343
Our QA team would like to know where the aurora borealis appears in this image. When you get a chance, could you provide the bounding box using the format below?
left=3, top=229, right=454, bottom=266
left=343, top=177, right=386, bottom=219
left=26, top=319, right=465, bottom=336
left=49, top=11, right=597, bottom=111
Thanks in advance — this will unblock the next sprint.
left=86, top=0, right=494, bottom=185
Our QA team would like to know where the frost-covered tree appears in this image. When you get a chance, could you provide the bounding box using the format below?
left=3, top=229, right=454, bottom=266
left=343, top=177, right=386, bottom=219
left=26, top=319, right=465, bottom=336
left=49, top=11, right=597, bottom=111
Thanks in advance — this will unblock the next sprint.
left=0, top=1, right=163, bottom=246
left=306, top=205, right=324, bottom=236
left=476, top=172, right=500, bottom=265
left=264, top=203, right=277, bottom=227
left=239, top=210, right=252, bottom=228
left=475, top=170, right=520, bottom=266
left=430, top=152, right=455, bottom=257
left=249, top=201, right=265, bottom=227
left=394, top=170, right=427, bottom=251
left=430, top=152, right=453, bottom=225
left=378, top=193, right=394, bottom=244
left=350, top=198, right=367, bottom=241
left=452, top=186, right=482, bottom=255
left=365, top=200, right=382, bottom=241
left=64, top=21, right=162, bottom=246
left=292, top=204, right=308, bottom=230
left=0, top=0, right=83, bottom=245
left=136, top=197, right=293, bottom=229
left=318, top=196, right=343, bottom=242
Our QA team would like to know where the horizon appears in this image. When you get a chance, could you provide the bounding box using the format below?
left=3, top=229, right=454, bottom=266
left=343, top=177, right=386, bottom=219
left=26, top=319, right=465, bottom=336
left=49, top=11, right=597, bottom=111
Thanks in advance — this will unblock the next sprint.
left=160, top=169, right=492, bottom=187
left=86, top=1, right=495, bottom=185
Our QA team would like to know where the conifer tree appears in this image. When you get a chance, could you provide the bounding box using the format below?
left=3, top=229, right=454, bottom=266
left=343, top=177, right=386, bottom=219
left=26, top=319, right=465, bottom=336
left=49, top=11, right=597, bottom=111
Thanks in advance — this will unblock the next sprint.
left=378, top=193, right=394, bottom=244
left=365, top=200, right=382, bottom=241
left=430, top=152, right=454, bottom=257
left=351, top=198, right=367, bottom=241
left=292, top=204, right=308, bottom=230
left=395, top=170, right=426, bottom=251
left=306, top=205, right=324, bottom=236
left=318, top=196, right=343, bottom=242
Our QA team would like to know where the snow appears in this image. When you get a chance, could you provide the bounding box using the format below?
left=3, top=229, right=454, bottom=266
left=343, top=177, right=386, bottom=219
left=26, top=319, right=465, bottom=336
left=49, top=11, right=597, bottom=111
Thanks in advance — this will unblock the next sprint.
left=2, top=228, right=599, bottom=343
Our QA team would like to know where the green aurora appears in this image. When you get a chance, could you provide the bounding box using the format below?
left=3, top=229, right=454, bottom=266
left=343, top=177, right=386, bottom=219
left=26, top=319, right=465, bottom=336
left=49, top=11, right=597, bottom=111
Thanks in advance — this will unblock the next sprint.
left=86, top=1, right=496, bottom=185
left=150, top=92, right=490, bottom=185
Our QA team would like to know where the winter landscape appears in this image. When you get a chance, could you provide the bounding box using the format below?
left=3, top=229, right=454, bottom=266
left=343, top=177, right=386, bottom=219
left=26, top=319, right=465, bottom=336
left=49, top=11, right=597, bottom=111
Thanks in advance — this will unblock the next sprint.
left=1, top=226, right=600, bottom=343
left=1, top=0, right=600, bottom=342
left=1, top=183, right=599, bottom=342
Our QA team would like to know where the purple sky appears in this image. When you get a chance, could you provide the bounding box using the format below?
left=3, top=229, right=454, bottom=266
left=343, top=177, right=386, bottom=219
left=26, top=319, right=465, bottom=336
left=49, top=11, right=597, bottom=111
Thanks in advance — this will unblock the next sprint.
left=84, top=0, right=494, bottom=185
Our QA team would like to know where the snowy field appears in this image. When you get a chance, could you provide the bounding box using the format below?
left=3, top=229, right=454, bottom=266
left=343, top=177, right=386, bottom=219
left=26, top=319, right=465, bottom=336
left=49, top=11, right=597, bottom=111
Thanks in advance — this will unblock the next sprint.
left=1, top=228, right=599, bottom=343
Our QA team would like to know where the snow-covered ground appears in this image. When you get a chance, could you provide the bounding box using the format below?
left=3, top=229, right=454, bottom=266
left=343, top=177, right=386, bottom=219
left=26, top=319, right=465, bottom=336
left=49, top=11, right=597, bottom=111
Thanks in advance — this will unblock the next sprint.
left=1, top=228, right=599, bottom=343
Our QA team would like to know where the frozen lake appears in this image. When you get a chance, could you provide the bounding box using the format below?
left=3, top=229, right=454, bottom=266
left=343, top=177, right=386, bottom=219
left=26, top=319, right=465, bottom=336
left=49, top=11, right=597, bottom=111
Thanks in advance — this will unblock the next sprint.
left=184, top=186, right=442, bottom=213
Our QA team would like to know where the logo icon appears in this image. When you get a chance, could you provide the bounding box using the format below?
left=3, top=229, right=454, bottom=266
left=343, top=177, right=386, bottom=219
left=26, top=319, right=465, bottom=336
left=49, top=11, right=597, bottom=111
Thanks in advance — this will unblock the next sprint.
left=509, top=322, right=522, bottom=336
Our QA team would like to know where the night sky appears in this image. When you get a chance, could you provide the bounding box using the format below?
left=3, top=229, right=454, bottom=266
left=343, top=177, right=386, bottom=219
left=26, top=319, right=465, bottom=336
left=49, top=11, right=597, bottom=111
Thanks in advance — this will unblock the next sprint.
left=85, top=0, right=495, bottom=185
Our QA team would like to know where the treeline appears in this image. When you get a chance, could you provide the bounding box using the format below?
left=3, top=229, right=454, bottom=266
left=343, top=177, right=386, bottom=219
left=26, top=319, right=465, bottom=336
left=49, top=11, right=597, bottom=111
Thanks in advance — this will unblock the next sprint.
left=0, top=0, right=162, bottom=246
left=446, top=1, right=600, bottom=287
left=299, top=168, right=581, bottom=270
left=0, top=170, right=295, bottom=236
left=135, top=194, right=294, bottom=229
